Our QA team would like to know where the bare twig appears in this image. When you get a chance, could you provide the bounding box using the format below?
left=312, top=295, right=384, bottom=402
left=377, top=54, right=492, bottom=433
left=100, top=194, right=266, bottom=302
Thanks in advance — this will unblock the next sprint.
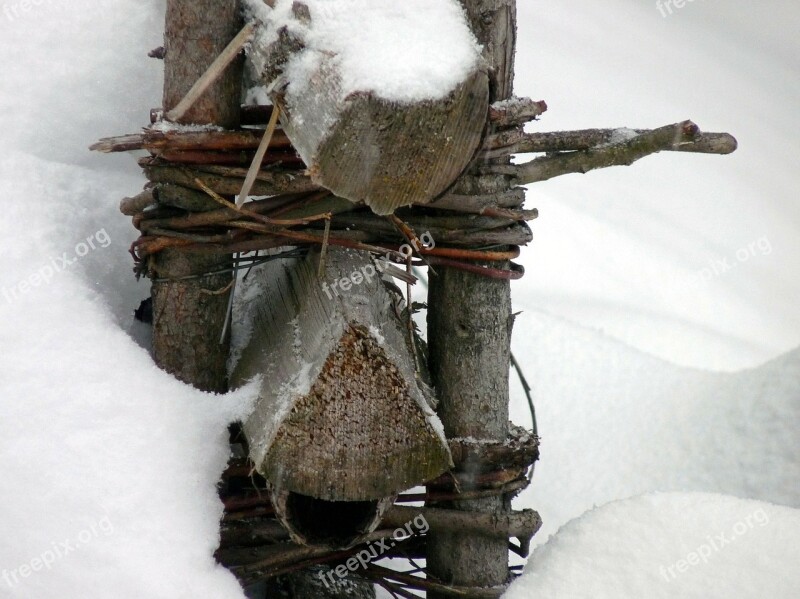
left=482, top=126, right=737, bottom=159
left=237, top=104, right=282, bottom=206
left=119, top=189, right=156, bottom=216
left=427, top=189, right=526, bottom=212
left=488, top=97, right=548, bottom=127
left=140, top=158, right=316, bottom=196
left=91, top=128, right=291, bottom=153
left=382, top=505, right=541, bottom=546
left=488, top=120, right=737, bottom=184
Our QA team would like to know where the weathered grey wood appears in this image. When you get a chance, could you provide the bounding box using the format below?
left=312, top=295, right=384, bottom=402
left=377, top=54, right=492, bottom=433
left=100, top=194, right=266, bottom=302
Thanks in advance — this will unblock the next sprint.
left=283, top=70, right=489, bottom=215
left=384, top=505, right=541, bottom=546
left=487, top=120, right=738, bottom=184
left=232, top=247, right=451, bottom=543
left=426, top=0, right=519, bottom=594
left=247, top=6, right=490, bottom=214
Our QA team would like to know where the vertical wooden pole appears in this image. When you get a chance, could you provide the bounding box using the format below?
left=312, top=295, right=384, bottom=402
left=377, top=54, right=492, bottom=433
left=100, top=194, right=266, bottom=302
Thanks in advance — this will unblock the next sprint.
left=150, top=0, right=243, bottom=393
left=426, top=0, right=518, bottom=594
left=154, top=8, right=374, bottom=598
left=162, top=1, right=242, bottom=129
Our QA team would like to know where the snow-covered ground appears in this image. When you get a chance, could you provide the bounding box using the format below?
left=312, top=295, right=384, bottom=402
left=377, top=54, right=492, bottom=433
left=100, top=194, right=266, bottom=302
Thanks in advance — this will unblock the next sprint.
left=506, top=493, right=800, bottom=599
left=0, top=1, right=797, bottom=598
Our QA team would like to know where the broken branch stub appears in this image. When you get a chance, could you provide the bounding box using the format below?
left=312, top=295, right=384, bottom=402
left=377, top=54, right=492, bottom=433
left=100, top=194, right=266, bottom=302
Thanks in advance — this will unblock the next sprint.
left=247, top=4, right=490, bottom=214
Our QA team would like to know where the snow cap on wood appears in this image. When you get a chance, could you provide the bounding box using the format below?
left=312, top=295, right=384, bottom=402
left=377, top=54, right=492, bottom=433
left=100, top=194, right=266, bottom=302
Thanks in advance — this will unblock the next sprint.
left=243, top=0, right=489, bottom=214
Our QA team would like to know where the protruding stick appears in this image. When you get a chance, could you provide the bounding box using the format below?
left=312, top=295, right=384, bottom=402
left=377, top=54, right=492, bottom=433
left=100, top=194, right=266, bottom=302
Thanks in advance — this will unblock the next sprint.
left=489, top=120, right=738, bottom=184
left=236, top=105, right=281, bottom=206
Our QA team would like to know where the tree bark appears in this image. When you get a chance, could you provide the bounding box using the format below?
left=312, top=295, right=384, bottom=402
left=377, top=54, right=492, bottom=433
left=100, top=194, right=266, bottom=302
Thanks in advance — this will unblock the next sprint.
left=151, top=0, right=244, bottom=393
left=162, top=0, right=243, bottom=129
left=426, top=0, right=518, bottom=594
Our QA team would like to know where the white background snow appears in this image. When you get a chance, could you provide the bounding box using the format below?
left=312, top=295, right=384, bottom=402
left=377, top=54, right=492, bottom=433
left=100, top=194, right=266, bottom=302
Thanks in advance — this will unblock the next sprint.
left=0, top=1, right=797, bottom=598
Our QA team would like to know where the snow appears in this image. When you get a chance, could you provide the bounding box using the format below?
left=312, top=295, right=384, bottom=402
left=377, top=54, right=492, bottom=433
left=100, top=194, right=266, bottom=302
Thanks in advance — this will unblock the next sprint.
left=243, top=0, right=481, bottom=102
left=603, top=127, right=640, bottom=146
left=0, top=3, right=257, bottom=598
left=0, top=151, right=258, bottom=599
left=0, top=1, right=798, bottom=598
left=514, top=0, right=800, bottom=372
left=149, top=120, right=224, bottom=133
left=505, top=493, right=800, bottom=599
left=508, top=310, right=800, bottom=545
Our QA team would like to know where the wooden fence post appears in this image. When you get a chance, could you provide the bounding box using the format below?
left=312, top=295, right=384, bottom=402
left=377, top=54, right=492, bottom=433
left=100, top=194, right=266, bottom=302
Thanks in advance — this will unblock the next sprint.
left=426, top=0, right=519, bottom=593
left=151, top=0, right=243, bottom=393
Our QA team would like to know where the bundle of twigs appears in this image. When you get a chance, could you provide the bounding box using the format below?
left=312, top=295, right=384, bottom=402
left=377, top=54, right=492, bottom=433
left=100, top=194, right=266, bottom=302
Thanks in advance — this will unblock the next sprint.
left=94, top=99, right=735, bottom=285
left=117, top=160, right=535, bottom=281
left=218, top=427, right=540, bottom=597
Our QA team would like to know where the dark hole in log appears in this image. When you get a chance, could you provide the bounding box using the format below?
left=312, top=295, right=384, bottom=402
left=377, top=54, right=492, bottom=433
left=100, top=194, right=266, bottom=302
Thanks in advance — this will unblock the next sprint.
left=285, top=492, right=380, bottom=548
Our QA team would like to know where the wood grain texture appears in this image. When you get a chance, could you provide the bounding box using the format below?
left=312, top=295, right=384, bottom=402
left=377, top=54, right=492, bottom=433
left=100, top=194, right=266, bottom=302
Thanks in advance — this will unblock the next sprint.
left=233, top=248, right=451, bottom=502
left=281, top=69, right=490, bottom=215
left=249, top=8, right=490, bottom=214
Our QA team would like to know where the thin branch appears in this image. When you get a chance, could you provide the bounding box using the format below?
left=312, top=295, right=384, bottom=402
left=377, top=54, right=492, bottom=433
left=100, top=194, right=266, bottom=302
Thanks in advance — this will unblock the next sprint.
left=237, top=104, right=282, bottom=206
left=91, top=128, right=291, bottom=153
left=488, top=120, right=737, bottom=184
left=482, top=126, right=737, bottom=159
left=488, top=97, right=548, bottom=127
left=382, top=505, right=542, bottom=544
left=139, top=159, right=316, bottom=196
left=427, top=189, right=526, bottom=211
left=119, top=189, right=156, bottom=216
left=447, top=426, right=539, bottom=473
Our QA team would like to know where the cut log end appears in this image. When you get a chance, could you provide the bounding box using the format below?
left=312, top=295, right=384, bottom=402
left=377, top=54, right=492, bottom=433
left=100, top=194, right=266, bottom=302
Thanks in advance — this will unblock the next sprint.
left=262, top=324, right=451, bottom=501
left=308, top=71, right=490, bottom=214
left=235, top=248, right=451, bottom=513
left=275, top=63, right=490, bottom=214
